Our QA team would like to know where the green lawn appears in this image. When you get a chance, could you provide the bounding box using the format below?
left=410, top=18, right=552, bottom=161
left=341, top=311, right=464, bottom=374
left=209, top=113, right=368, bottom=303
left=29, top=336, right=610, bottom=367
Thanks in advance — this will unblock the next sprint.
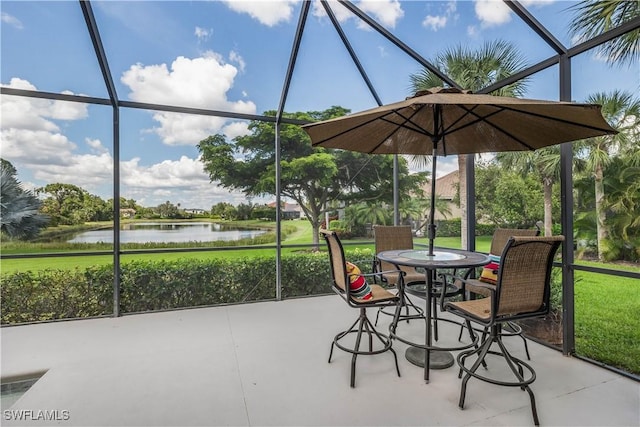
left=574, top=270, right=640, bottom=374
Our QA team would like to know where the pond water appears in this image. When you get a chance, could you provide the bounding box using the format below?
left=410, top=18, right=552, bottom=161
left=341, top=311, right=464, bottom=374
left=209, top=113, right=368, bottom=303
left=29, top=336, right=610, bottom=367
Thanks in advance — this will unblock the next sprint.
left=67, top=222, right=267, bottom=244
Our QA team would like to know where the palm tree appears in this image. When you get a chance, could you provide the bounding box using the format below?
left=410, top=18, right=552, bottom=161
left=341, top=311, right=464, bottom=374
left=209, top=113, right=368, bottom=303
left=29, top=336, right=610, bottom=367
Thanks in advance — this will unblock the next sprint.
left=569, top=0, right=639, bottom=68
left=577, top=90, right=640, bottom=260
left=601, top=159, right=640, bottom=260
left=398, top=199, right=424, bottom=225
left=496, top=147, right=566, bottom=236
left=409, top=40, right=529, bottom=247
left=352, top=202, right=392, bottom=228
left=0, top=163, right=49, bottom=240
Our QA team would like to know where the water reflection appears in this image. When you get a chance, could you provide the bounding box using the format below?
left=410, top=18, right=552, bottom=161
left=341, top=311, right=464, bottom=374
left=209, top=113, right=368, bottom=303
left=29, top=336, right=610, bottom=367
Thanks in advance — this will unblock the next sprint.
left=68, top=222, right=266, bottom=244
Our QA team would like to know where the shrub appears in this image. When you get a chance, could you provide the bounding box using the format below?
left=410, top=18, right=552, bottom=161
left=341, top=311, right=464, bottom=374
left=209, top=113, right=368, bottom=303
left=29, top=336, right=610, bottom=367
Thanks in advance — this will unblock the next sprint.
left=0, top=266, right=113, bottom=324
left=0, top=249, right=370, bottom=324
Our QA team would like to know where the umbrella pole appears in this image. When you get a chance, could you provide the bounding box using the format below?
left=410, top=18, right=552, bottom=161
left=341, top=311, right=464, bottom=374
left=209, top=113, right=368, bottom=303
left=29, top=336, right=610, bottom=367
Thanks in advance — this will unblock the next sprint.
left=428, top=147, right=437, bottom=256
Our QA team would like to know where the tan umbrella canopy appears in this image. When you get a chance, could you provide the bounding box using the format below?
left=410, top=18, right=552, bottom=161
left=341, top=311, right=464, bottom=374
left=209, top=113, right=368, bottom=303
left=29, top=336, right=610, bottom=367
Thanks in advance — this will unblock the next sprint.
left=302, top=87, right=617, bottom=255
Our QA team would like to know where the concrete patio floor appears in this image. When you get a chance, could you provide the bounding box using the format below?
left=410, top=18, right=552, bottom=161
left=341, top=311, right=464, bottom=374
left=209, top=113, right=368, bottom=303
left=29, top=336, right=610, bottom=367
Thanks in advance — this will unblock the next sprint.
left=1, top=295, right=638, bottom=426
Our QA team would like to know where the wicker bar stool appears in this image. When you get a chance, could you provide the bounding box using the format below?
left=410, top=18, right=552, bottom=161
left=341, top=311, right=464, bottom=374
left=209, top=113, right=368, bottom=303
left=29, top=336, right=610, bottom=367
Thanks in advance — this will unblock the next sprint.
left=458, top=227, right=540, bottom=359
left=372, top=225, right=425, bottom=325
left=320, top=229, right=402, bottom=388
left=444, top=235, right=564, bottom=426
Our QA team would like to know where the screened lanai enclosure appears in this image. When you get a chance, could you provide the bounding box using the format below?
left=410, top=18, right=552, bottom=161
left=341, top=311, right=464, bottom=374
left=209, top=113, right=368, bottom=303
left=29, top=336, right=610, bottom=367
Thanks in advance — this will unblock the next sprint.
left=1, top=0, right=639, bottom=385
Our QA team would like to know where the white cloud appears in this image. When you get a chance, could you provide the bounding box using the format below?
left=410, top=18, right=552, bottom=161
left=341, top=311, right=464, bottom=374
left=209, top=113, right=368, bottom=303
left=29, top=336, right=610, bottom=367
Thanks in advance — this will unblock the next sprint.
left=474, top=0, right=555, bottom=28
left=521, top=0, right=556, bottom=7
left=229, top=50, right=246, bottom=73
left=312, top=0, right=404, bottom=30
left=446, top=1, right=457, bottom=15
left=378, top=46, right=388, bottom=58
left=222, top=121, right=251, bottom=139
left=1, top=12, right=23, bottom=29
left=474, top=0, right=511, bottom=27
left=121, top=156, right=208, bottom=189
left=120, top=155, right=252, bottom=208
left=121, top=53, right=257, bottom=145
left=222, top=0, right=297, bottom=27
left=33, top=152, right=113, bottom=187
left=0, top=91, right=110, bottom=191
left=86, top=138, right=109, bottom=154
left=0, top=78, right=252, bottom=207
left=1, top=78, right=89, bottom=171
left=1, top=78, right=88, bottom=129
left=358, top=0, right=403, bottom=29
left=435, top=156, right=458, bottom=178
left=423, top=15, right=447, bottom=31
left=312, top=0, right=345, bottom=21
left=421, top=0, right=457, bottom=32
left=194, top=26, right=212, bottom=42
left=467, top=25, right=479, bottom=38
left=405, top=154, right=458, bottom=178
left=2, top=128, right=77, bottom=166
left=150, top=112, right=238, bottom=145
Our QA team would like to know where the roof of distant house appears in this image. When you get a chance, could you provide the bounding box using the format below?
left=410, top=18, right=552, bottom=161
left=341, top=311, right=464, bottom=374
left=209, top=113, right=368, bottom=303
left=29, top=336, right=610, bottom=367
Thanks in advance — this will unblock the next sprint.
left=421, top=170, right=458, bottom=200
left=268, top=202, right=301, bottom=211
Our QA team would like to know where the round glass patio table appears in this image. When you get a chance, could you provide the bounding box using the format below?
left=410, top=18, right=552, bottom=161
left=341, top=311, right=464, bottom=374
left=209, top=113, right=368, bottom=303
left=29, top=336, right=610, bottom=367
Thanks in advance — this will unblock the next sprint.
left=377, top=248, right=490, bottom=383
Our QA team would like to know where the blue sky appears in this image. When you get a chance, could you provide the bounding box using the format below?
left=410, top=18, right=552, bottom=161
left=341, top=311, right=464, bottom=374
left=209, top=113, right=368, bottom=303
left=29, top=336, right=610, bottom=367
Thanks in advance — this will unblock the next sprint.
left=1, top=0, right=638, bottom=210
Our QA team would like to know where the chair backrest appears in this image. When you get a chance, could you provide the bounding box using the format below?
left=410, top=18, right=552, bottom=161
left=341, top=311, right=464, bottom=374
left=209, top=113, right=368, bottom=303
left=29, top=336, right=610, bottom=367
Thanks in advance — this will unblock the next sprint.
left=320, top=229, right=350, bottom=296
left=490, top=228, right=540, bottom=256
left=374, top=225, right=414, bottom=273
left=494, top=236, right=564, bottom=319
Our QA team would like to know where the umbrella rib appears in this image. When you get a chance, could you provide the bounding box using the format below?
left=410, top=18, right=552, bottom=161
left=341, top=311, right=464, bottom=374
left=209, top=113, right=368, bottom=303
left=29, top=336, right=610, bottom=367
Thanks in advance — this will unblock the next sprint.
left=309, top=114, right=385, bottom=146
left=310, top=108, right=433, bottom=149
left=494, top=104, right=616, bottom=134
left=368, top=106, right=432, bottom=153
left=448, top=103, right=613, bottom=151
left=380, top=108, right=434, bottom=136
left=448, top=106, right=537, bottom=150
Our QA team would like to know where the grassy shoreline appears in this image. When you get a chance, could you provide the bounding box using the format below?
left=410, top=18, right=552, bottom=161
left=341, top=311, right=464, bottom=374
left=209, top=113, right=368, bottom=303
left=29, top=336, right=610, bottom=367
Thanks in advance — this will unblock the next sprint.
left=1, top=220, right=637, bottom=273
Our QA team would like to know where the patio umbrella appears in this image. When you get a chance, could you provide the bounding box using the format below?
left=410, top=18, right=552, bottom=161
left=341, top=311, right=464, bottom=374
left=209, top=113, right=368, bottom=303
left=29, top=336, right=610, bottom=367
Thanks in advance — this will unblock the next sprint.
left=302, top=87, right=617, bottom=255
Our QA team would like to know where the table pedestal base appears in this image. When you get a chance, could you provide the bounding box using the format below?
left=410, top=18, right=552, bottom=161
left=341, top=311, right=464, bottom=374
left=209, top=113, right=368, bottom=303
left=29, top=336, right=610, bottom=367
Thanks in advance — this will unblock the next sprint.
left=405, top=347, right=454, bottom=369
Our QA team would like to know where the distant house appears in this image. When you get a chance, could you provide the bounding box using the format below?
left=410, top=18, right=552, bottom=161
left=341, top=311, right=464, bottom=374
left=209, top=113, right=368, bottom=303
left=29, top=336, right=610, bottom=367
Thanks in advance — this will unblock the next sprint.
left=183, top=208, right=207, bottom=215
left=119, top=208, right=136, bottom=218
left=268, top=201, right=302, bottom=220
left=421, top=170, right=461, bottom=220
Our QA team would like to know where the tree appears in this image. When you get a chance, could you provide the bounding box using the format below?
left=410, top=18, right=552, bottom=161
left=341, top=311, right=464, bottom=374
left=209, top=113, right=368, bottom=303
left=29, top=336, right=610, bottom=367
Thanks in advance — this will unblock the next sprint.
left=38, top=183, right=88, bottom=226
left=409, top=40, right=529, bottom=247
left=475, top=162, right=548, bottom=229
left=236, top=202, right=255, bottom=221
left=1, top=158, right=17, bottom=176
left=211, top=202, right=237, bottom=220
left=350, top=202, right=392, bottom=228
left=198, top=108, right=426, bottom=245
left=576, top=90, right=640, bottom=260
left=573, top=156, right=640, bottom=261
left=496, top=147, right=564, bottom=236
left=569, top=0, right=639, bottom=68
left=38, top=183, right=111, bottom=225
left=601, top=159, right=640, bottom=261
left=0, top=160, right=49, bottom=239
left=398, top=199, right=425, bottom=225
left=155, top=201, right=181, bottom=219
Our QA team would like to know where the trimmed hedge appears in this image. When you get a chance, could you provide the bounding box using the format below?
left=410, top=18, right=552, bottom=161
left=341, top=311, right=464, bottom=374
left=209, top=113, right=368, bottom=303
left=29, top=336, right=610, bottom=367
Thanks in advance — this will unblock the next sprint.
left=0, top=249, right=374, bottom=325
left=435, top=219, right=497, bottom=237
